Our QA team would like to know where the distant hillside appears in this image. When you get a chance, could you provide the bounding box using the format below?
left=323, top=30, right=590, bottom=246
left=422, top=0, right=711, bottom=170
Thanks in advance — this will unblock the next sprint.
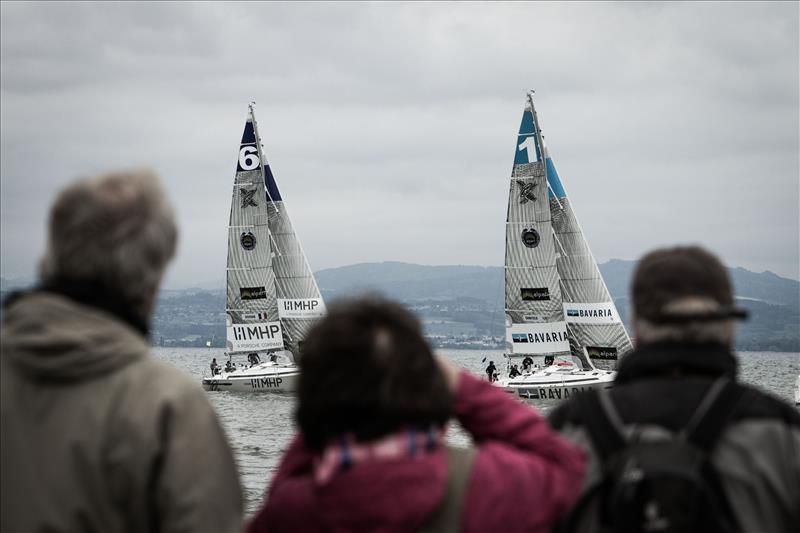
left=3, top=261, right=798, bottom=351
left=315, top=260, right=800, bottom=351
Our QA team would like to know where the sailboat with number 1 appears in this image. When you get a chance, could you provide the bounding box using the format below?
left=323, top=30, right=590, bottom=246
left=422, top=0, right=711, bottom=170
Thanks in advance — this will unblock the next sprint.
left=202, top=104, right=325, bottom=393
left=496, top=92, right=632, bottom=401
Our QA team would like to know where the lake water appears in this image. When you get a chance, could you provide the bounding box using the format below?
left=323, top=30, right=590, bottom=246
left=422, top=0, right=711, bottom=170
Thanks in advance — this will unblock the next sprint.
left=155, top=348, right=800, bottom=516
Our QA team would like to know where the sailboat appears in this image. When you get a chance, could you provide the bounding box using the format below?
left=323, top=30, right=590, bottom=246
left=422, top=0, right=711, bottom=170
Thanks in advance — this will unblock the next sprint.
left=496, top=92, right=633, bottom=400
left=202, top=104, right=325, bottom=393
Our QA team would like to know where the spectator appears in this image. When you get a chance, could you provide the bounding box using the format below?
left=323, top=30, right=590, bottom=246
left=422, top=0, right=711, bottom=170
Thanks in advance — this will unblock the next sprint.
left=248, top=296, right=585, bottom=532
left=1, top=170, right=242, bottom=532
left=550, top=246, right=800, bottom=532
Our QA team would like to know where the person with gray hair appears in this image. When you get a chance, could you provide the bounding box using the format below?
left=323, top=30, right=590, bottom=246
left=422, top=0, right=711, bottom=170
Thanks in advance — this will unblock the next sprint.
left=550, top=245, right=800, bottom=533
left=1, top=170, right=243, bottom=532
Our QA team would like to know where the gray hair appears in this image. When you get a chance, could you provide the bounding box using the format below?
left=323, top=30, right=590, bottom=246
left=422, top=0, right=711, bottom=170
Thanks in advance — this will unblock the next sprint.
left=39, top=169, right=178, bottom=314
left=633, top=296, right=736, bottom=347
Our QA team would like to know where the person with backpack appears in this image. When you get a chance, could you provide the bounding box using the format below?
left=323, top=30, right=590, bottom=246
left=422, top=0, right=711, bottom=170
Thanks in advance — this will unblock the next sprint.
left=248, top=296, right=586, bottom=532
left=549, top=246, right=800, bottom=533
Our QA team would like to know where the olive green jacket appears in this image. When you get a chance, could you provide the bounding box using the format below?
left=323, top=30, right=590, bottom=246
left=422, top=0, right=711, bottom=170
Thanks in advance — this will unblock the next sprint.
left=1, top=292, right=243, bottom=533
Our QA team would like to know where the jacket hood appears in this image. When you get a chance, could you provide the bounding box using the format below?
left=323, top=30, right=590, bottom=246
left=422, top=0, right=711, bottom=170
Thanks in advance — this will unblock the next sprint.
left=615, top=341, right=738, bottom=385
left=1, top=291, right=148, bottom=382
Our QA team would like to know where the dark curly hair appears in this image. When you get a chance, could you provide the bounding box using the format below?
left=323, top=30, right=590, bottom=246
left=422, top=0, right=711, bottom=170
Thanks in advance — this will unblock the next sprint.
left=296, top=295, right=452, bottom=451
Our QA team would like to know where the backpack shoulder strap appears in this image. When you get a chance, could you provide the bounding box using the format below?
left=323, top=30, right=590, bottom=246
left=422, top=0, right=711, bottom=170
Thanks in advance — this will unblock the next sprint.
left=419, top=445, right=476, bottom=533
left=575, top=389, right=628, bottom=462
left=683, top=377, right=747, bottom=451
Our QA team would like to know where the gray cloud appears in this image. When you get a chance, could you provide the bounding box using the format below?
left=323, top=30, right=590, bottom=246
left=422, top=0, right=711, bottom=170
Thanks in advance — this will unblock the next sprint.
left=1, top=1, right=798, bottom=287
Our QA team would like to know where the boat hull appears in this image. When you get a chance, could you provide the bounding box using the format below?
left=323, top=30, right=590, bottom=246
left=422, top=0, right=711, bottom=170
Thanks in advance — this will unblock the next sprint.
left=202, top=364, right=299, bottom=393
left=496, top=370, right=616, bottom=401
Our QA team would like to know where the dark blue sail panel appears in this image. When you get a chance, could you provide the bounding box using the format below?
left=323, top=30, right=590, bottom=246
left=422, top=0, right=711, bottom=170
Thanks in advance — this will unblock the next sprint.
left=240, top=121, right=257, bottom=145
left=546, top=157, right=567, bottom=199
left=264, top=164, right=282, bottom=202
left=513, top=110, right=542, bottom=165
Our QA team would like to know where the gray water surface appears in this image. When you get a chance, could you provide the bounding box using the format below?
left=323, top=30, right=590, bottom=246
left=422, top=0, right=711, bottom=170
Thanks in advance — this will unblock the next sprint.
left=156, top=348, right=800, bottom=516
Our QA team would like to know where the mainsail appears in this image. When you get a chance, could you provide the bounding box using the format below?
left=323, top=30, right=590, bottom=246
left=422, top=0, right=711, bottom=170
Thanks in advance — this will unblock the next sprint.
left=226, top=104, right=324, bottom=359
left=505, top=93, right=631, bottom=368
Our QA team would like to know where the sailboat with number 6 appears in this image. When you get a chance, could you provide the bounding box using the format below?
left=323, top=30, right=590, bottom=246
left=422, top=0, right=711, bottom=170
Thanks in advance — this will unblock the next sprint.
left=496, top=92, right=632, bottom=401
left=202, top=104, right=325, bottom=393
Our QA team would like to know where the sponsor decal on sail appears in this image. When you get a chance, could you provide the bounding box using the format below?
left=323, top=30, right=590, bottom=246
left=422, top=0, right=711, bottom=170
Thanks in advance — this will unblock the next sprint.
left=521, top=228, right=540, bottom=248
left=586, top=346, right=618, bottom=360
left=562, top=302, right=621, bottom=324
left=521, top=287, right=550, bottom=301
left=227, top=321, right=283, bottom=351
left=277, top=298, right=326, bottom=319
left=240, top=231, right=256, bottom=251
left=506, top=321, right=570, bottom=354
left=240, top=286, right=267, bottom=300
left=240, top=188, right=258, bottom=208
left=241, top=312, right=270, bottom=321
left=516, top=179, right=538, bottom=204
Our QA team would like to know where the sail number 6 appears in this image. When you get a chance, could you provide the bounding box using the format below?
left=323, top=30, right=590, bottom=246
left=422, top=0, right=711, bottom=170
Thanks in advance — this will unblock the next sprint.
left=239, top=146, right=260, bottom=171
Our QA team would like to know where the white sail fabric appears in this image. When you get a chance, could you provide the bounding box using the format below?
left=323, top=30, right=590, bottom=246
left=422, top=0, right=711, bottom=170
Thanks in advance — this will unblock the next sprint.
left=225, top=107, right=324, bottom=358
left=505, top=96, right=571, bottom=357
left=505, top=93, right=632, bottom=368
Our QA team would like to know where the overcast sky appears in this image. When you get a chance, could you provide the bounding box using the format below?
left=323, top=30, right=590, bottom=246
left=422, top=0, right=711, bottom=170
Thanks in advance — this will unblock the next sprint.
left=1, top=1, right=798, bottom=288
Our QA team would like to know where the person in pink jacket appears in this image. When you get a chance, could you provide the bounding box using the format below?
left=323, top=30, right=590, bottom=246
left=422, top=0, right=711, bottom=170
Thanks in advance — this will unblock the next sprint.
left=248, top=296, right=585, bottom=533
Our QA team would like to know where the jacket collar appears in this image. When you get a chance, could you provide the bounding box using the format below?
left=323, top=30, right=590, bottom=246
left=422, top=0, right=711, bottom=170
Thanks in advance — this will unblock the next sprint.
left=615, top=341, right=738, bottom=385
left=4, top=277, right=150, bottom=336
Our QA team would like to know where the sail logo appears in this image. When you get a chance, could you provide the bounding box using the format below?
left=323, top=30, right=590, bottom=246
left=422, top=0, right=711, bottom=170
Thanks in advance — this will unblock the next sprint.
left=277, top=298, right=326, bottom=319
left=227, top=321, right=283, bottom=351
left=521, top=287, right=550, bottom=301
left=516, top=179, right=538, bottom=204
left=563, top=303, right=621, bottom=324
left=240, top=188, right=258, bottom=208
left=506, top=321, right=570, bottom=354
left=586, top=346, right=618, bottom=360
left=240, top=286, right=267, bottom=300
left=242, top=312, right=270, bottom=321
left=512, top=331, right=568, bottom=344
left=566, top=308, right=613, bottom=318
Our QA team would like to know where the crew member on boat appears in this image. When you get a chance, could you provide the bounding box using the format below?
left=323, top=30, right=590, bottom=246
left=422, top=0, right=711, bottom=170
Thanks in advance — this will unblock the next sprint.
left=509, top=364, right=521, bottom=378
left=248, top=352, right=261, bottom=367
left=544, top=355, right=554, bottom=366
left=210, top=358, right=220, bottom=376
left=225, top=359, right=235, bottom=373
left=485, top=360, right=498, bottom=382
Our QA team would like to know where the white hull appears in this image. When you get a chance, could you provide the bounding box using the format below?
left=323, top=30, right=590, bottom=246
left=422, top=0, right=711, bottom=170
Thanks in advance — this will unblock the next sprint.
left=496, top=366, right=616, bottom=401
left=202, top=362, right=299, bottom=393
left=795, top=375, right=799, bottom=406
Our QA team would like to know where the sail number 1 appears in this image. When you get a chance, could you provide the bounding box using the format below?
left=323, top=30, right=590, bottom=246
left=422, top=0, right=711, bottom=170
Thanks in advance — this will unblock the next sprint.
left=239, top=146, right=261, bottom=171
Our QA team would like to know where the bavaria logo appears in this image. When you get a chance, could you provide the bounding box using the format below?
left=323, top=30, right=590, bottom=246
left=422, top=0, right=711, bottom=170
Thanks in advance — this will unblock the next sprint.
left=566, top=308, right=614, bottom=318
left=512, top=333, right=529, bottom=343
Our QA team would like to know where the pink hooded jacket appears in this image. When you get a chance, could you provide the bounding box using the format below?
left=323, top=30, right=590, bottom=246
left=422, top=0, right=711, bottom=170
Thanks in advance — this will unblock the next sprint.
left=248, top=371, right=585, bottom=532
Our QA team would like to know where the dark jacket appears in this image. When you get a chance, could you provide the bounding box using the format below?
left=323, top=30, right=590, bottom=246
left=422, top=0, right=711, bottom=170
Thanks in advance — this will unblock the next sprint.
left=1, top=291, right=243, bottom=532
left=550, top=341, right=800, bottom=533
left=249, top=371, right=586, bottom=533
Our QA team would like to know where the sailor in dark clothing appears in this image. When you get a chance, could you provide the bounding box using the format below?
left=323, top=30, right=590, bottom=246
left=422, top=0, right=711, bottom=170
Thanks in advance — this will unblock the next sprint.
left=543, top=355, right=554, bottom=366
left=224, top=359, right=235, bottom=373
left=509, top=364, right=521, bottom=378
left=210, top=358, right=220, bottom=376
left=485, top=361, right=497, bottom=382
left=247, top=353, right=261, bottom=367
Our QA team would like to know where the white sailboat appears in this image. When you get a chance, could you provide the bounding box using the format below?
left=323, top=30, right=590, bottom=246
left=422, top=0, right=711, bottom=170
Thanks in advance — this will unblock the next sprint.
left=496, top=92, right=633, bottom=401
left=203, top=104, right=325, bottom=393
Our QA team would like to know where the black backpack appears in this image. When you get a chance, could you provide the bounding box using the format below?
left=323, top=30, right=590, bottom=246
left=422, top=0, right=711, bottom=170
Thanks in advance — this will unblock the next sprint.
left=559, top=378, right=745, bottom=533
